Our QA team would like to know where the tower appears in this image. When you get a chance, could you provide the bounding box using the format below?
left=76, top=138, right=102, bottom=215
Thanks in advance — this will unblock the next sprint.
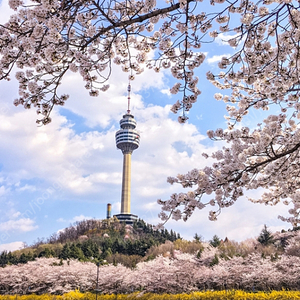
left=114, top=84, right=140, bottom=224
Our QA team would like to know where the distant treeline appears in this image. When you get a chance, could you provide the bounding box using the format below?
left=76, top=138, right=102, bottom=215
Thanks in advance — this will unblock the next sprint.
left=0, top=218, right=181, bottom=267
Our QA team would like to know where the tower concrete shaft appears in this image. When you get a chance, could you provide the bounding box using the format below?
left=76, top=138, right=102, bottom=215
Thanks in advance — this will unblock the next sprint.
left=121, top=152, right=131, bottom=214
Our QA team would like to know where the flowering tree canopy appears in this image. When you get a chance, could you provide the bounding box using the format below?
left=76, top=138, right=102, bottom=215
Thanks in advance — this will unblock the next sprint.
left=3, top=231, right=300, bottom=294
left=1, top=0, right=300, bottom=225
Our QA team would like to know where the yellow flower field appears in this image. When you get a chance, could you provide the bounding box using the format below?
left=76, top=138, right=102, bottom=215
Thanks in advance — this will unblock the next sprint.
left=1, top=290, right=300, bottom=300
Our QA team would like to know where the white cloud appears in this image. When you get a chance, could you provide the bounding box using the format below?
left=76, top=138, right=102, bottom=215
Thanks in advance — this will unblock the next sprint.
left=56, top=218, right=66, bottom=223
left=11, top=211, right=21, bottom=219
left=0, top=241, right=25, bottom=252
left=0, top=76, right=211, bottom=205
left=215, top=33, right=239, bottom=45
left=161, top=89, right=171, bottom=96
left=207, top=54, right=231, bottom=65
left=0, top=185, right=8, bottom=197
left=58, top=63, right=166, bottom=128
left=0, top=218, right=38, bottom=232
left=71, top=215, right=93, bottom=222
left=57, top=215, right=93, bottom=223
left=0, top=0, right=12, bottom=23
left=17, top=184, right=37, bottom=192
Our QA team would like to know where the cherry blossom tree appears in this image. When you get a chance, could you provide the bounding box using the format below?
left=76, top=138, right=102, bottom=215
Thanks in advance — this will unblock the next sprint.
left=3, top=232, right=300, bottom=294
left=1, top=0, right=300, bottom=225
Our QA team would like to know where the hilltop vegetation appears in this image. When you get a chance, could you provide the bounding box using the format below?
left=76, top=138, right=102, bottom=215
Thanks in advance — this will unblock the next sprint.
left=0, top=218, right=181, bottom=268
left=1, top=219, right=298, bottom=270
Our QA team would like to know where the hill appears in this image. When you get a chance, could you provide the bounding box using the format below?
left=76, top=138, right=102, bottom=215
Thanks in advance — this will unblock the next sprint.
left=0, top=217, right=181, bottom=268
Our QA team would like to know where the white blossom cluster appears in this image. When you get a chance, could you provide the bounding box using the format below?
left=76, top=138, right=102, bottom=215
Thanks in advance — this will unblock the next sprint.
left=159, top=112, right=300, bottom=225
left=157, top=0, right=300, bottom=225
left=0, top=0, right=209, bottom=124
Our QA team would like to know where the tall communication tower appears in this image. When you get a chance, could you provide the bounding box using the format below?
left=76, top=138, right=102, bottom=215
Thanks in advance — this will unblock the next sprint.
left=114, top=84, right=140, bottom=224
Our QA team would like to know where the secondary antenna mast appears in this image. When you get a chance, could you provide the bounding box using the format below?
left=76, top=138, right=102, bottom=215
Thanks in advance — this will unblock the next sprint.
left=127, top=81, right=131, bottom=114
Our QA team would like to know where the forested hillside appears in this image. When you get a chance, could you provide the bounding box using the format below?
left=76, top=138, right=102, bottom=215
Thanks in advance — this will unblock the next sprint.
left=0, top=218, right=180, bottom=268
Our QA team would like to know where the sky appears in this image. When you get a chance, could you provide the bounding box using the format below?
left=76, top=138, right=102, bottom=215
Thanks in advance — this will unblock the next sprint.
left=0, top=0, right=292, bottom=252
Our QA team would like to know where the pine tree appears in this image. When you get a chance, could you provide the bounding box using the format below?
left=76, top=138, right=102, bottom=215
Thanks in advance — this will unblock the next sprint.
left=194, top=233, right=202, bottom=243
left=38, top=247, right=55, bottom=258
left=59, top=243, right=71, bottom=260
left=0, top=251, right=8, bottom=267
left=209, top=235, right=221, bottom=248
left=258, top=225, right=274, bottom=246
left=18, top=253, right=28, bottom=264
left=7, top=252, right=18, bottom=265
left=69, top=243, right=85, bottom=260
left=81, top=240, right=96, bottom=258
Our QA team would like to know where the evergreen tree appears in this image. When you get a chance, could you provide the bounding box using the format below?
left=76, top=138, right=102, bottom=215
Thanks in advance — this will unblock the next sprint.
left=59, top=243, right=71, bottom=260
left=90, top=241, right=101, bottom=259
left=26, top=251, right=35, bottom=262
left=0, top=251, right=8, bottom=267
left=258, top=225, right=274, bottom=246
left=102, top=247, right=112, bottom=259
left=81, top=240, right=96, bottom=258
left=125, top=240, right=134, bottom=256
left=209, top=235, right=221, bottom=248
left=69, top=243, right=85, bottom=260
left=194, top=233, right=202, bottom=243
left=18, top=253, right=29, bottom=264
left=38, top=247, right=55, bottom=258
left=7, top=252, right=18, bottom=265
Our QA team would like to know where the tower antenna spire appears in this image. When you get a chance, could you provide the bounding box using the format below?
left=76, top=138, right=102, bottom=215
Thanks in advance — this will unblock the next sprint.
left=127, top=81, right=131, bottom=114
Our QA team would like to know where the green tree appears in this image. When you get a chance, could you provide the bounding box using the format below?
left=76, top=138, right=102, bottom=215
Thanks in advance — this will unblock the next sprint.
left=69, top=243, right=85, bottom=260
left=125, top=240, right=134, bottom=256
left=0, top=251, right=8, bottom=267
left=38, top=247, right=55, bottom=258
left=209, top=235, right=221, bottom=248
left=258, top=225, right=274, bottom=246
left=81, top=240, right=97, bottom=258
left=18, top=253, right=29, bottom=264
left=59, top=243, right=71, bottom=260
left=26, top=251, right=35, bottom=262
left=7, top=252, right=18, bottom=265
left=194, top=233, right=202, bottom=243
left=102, top=247, right=113, bottom=259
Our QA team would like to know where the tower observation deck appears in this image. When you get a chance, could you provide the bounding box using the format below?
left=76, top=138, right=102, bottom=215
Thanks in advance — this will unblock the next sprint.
left=114, top=113, right=140, bottom=224
left=115, top=114, right=140, bottom=155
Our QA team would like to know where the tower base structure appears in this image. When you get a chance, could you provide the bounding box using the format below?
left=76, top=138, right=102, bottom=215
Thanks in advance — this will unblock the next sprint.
left=114, top=213, right=138, bottom=225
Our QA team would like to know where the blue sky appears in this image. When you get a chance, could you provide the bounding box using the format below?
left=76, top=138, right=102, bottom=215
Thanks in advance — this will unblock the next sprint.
left=0, top=0, right=291, bottom=252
